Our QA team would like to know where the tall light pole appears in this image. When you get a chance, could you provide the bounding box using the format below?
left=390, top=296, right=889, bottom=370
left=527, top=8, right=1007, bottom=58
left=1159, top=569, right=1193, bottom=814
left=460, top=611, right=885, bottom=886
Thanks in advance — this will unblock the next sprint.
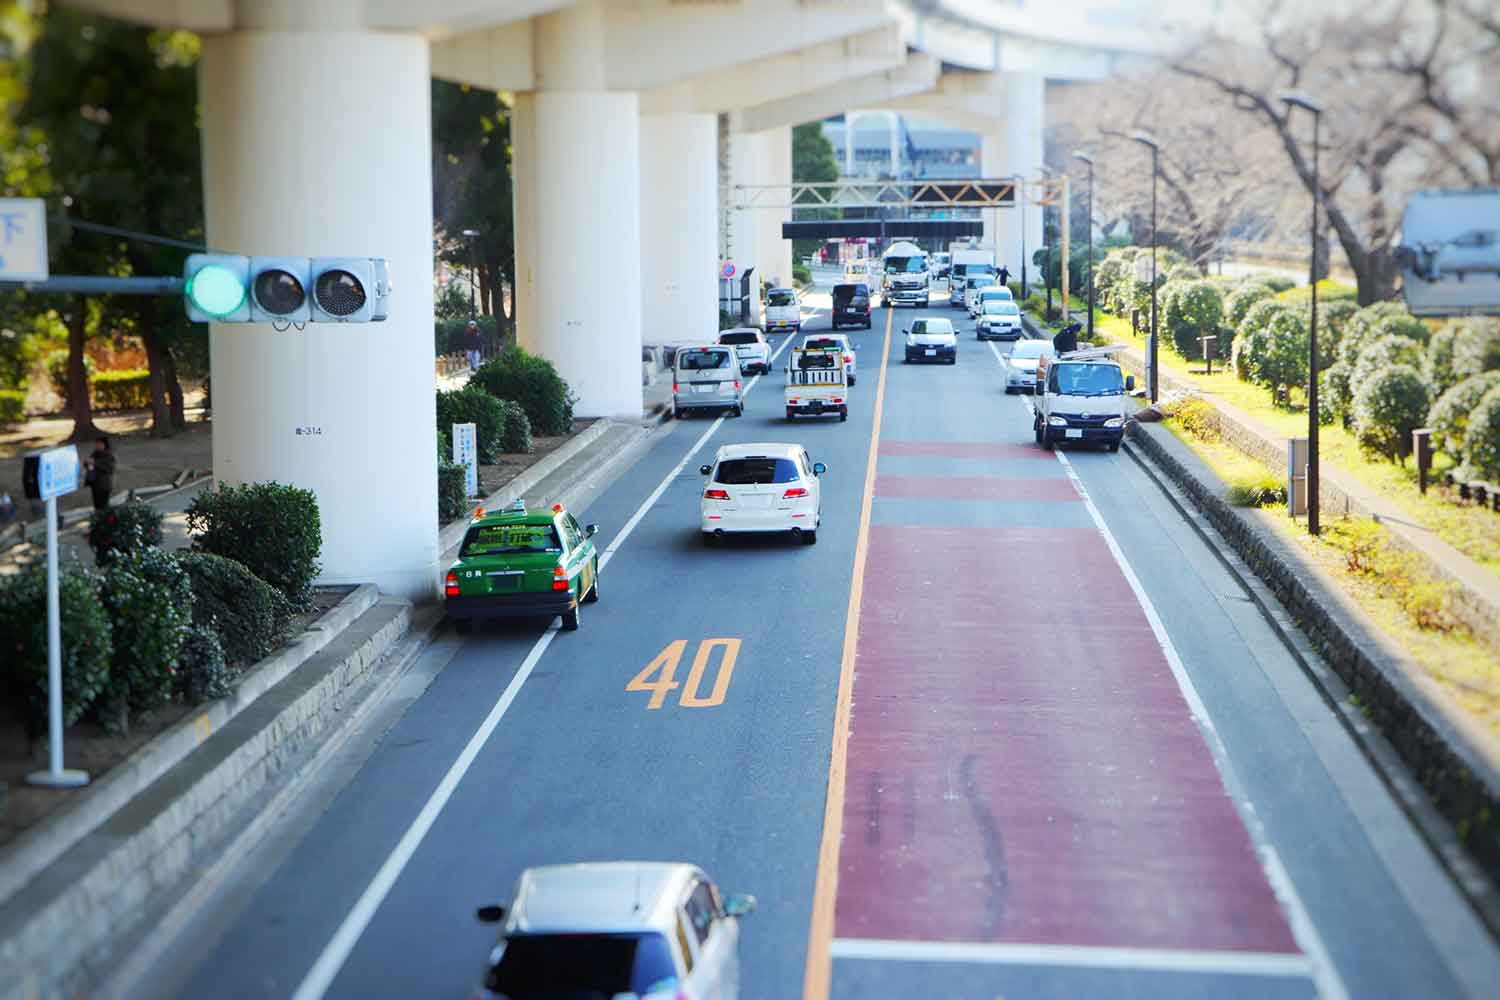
left=461, top=228, right=481, bottom=322
left=1281, top=91, right=1324, bottom=535
left=1132, top=131, right=1160, bottom=403
left=1015, top=174, right=1028, bottom=298
left=1072, top=150, right=1096, bottom=344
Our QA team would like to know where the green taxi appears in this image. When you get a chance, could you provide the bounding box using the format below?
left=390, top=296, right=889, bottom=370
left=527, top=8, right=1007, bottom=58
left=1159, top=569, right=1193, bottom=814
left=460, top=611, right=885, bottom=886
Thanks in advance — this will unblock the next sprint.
left=444, top=500, right=600, bottom=633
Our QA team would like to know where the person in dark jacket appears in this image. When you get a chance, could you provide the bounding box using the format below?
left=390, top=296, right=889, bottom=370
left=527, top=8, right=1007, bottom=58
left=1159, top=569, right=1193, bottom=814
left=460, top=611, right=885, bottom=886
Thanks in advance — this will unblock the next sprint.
left=998, top=265, right=1011, bottom=286
left=85, top=436, right=116, bottom=510
left=1053, top=320, right=1081, bottom=356
left=464, top=320, right=483, bottom=371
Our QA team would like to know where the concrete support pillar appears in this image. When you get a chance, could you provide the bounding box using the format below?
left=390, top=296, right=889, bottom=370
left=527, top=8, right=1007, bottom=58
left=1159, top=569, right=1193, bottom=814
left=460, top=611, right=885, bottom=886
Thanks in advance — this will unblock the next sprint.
left=640, top=113, right=719, bottom=346
left=981, top=72, right=1044, bottom=279
left=513, top=1, right=643, bottom=419
left=727, top=127, right=766, bottom=324
left=199, top=27, right=437, bottom=600
left=755, top=125, right=793, bottom=294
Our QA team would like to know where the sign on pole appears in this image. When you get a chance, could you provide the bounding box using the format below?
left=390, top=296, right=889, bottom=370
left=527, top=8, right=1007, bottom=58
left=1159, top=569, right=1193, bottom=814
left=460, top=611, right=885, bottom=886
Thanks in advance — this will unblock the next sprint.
left=452, top=422, right=480, bottom=498
left=721, top=261, right=736, bottom=279
left=22, top=445, right=88, bottom=789
left=0, top=198, right=49, bottom=282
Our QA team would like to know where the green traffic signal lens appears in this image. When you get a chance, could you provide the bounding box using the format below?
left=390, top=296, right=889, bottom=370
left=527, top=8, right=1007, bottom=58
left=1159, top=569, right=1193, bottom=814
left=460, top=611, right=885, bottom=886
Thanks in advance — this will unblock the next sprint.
left=188, top=264, right=246, bottom=317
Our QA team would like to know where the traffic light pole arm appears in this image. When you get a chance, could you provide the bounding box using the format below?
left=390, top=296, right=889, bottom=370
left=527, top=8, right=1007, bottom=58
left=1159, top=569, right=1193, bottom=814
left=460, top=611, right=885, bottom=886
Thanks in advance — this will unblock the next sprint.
left=2, top=275, right=185, bottom=296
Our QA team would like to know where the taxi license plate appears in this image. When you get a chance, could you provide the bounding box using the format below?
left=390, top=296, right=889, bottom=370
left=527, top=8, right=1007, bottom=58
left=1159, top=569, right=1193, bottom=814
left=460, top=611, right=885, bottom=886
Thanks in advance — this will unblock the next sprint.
left=925, top=349, right=936, bottom=357
left=1065, top=429, right=1083, bottom=439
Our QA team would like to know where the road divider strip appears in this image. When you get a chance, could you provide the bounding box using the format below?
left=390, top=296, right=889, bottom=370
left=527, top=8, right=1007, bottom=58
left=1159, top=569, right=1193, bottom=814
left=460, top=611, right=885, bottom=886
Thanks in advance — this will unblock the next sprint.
left=290, top=330, right=799, bottom=1000
left=803, top=305, right=893, bottom=1000
left=828, top=937, right=1316, bottom=977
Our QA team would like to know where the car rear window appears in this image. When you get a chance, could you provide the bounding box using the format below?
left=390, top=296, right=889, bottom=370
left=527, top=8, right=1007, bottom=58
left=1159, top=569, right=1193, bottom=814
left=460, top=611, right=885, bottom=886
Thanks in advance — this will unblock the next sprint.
left=796, top=351, right=838, bottom=369
left=832, top=284, right=868, bottom=303
left=803, top=338, right=842, bottom=351
left=461, top=523, right=561, bottom=557
left=719, top=332, right=759, bottom=345
left=715, top=457, right=800, bottom=484
left=767, top=290, right=795, bottom=307
left=484, top=932, right=679, bottom=998
left=678, top=348, right=732, bottom=371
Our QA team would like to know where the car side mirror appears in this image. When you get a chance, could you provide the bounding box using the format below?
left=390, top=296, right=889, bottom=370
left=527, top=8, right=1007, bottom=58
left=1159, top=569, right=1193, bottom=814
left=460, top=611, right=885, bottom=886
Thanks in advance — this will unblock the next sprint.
left=586, top=523, right=599, bottom=537
left=813, top=462, right=827, bottom=475
left=723, top=893, right=757, bottom=917
left=902, top=328, right=910, bottom=335
left=1126, top=375, right=1136, bottom=391
left=476, top=905, right=506, bottom=924
left=700, top=464, right=712, bottom=476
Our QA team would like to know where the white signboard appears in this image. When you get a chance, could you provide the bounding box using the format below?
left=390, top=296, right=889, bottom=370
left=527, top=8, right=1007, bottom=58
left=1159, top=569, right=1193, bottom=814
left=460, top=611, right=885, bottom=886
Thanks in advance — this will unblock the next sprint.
left=33, top=445, right=80, bottom=501
left=452, top=422, right=479, bottom=498
left=0, top=198, right=48, bottom=282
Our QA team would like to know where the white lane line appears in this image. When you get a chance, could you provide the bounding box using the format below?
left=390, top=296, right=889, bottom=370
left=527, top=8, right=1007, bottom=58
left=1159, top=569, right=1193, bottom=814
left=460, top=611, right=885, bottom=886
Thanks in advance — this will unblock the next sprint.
left=1052, top=448, right=1348, bottom=1000
left=291, top=329, right=799, bottom=1000
left=829, top=938, right=1315, bottom=978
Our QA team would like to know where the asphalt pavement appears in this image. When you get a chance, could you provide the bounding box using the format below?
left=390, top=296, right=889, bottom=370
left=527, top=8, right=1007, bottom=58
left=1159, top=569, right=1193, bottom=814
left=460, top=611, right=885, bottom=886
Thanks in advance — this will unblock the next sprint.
left=134, top=286, right=1500, bottom=1000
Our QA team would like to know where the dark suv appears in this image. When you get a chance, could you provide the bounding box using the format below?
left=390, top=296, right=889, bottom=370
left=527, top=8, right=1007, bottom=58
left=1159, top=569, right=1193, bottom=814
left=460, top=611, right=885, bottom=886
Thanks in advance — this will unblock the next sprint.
left=832, top=283, right=872, bottom=330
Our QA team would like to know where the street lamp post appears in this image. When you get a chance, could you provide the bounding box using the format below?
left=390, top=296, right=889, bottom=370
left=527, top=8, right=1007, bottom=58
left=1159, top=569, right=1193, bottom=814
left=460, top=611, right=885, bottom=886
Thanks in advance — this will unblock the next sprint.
left=1281, top=91, right=1325, bottom=535
left=1016, top=174, right=1028, bottom=298
left=1132, top=131, right=1160, bottom=403
left=1072, top=151, right=1096, bottom=344
left=461, top=228, right=481, bottom=323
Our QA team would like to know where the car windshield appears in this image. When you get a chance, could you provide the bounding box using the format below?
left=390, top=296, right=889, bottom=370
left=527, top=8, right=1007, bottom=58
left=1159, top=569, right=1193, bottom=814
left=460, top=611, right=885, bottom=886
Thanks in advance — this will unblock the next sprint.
left=1012, top=341, right=1054, bottom=359
left=803, top=338, right=843, bottom=351
left=716, top=457, right=800, bottom=484
left=679, top=349, right=731, bottom=371
left=968, top=277, right=993, bottom=289
left=796, top=351, right=839, bottom=369
left=911, top=321, right=953, bottom=336
left=719, top=332, right=759, bottom=345
left=983, top=302, right=1020, bottom=315
left=485, top=932, right=678, bottom=999
left=767, top=290, right=795, bottom=307
left=1050, top=362, right=1124, bottom=396
left=885, top=256, right=926, bottom=274
left=461, top=522, right=562, bottom=556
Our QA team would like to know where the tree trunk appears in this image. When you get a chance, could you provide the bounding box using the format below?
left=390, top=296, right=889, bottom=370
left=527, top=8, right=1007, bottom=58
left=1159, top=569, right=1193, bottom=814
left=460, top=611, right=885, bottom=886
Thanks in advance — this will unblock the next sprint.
left=1352, top=248, right=1401, bottom=306
left=164, top=345, right=187, bottom=430
left=478, top=264, right=493, bottom=319
left=139, top=308, right=174, bottom=438
left=65, top=297, right=102, bottom=443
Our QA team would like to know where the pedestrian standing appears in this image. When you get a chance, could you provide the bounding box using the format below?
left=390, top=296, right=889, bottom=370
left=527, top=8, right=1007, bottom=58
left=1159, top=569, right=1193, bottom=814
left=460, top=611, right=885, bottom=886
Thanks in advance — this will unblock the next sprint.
left=464, top=320, right=483, bottom=372
left=998, top=265, right=1011, bottom=287
left=84, top=436, right=117, bottom=511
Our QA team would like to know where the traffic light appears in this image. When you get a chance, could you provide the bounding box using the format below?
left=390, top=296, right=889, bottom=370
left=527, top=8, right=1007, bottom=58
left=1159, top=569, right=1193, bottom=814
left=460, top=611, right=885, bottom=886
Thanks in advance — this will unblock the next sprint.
left=183, top=255, right=389, bottom=324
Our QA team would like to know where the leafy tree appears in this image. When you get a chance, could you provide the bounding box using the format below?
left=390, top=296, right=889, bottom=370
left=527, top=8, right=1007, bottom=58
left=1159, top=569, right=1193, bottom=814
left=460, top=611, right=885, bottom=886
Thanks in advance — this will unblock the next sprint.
left=791, top=121, right=839, bottom=262
left=1428, top=372, right=1500, bottom=459
left=1161, top=280, right=1224, bottom=359
left=1354, top=365, right=1430, bottom=462
left=1464, top=386, right=1500, bottom=482
left=1252, top=306, right=1309, bottom=403
left=1350, top=333, right=1425, bottom=401
left=1224, top=281, right=1274, bottom=332
left=433, top=81, right=513, bottom=320
left=1450, top=318, right=1500, bottom=383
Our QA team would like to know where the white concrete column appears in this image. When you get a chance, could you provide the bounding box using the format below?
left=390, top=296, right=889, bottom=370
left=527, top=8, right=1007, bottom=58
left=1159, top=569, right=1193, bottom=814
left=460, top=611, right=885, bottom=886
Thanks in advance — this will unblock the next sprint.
left=640, top=113, right=719, bottom=346
left=755, top=125, right=793, bottom=293
left=981, top=73, right=1044, bottom=280
left=727, top=127, right=765, bottom=324
left=199, top=28, right=437, bottom=601
left=513, top=1, right=643, bottom=420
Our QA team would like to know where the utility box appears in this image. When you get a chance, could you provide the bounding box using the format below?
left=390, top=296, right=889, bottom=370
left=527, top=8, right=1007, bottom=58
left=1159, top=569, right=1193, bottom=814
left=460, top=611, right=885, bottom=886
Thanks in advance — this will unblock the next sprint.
left=1287, top=437, right=1309, bottom=517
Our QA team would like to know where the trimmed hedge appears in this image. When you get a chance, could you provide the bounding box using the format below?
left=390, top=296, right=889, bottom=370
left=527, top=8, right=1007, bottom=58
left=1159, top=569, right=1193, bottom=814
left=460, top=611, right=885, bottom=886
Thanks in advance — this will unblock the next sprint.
left=92, top=369, right=152, bottom=411
left=88, top=499, right=164, bottom=566
left=0, top=389, right=23, bottom=424
left=473, top=347, right=576, bottom=436
left=497, top=398, right=532, bottom=454
left=1451, top=319, right=1500, bottom=382
left=1161, top=280, right=1224, bottom=360
left=0, top=565, right=112, bottom=739
left=438, top=386, right=506, bottom=464
left=1465, top=387, right=1500, bottom=482
left=1428, top=372, right=1500, bottom=458
left=175, top=551, right=293, bottom=671
left=187, top=481, right=322, bottom=607
left=1252, top=307, right=1309, bottom=402
left=438, top=462, right=469, bottom=522
left=1224, top=281, right=1274, bottom=332
left=1350, top=334, right=1425, bottom=400
left=1353, top=364, right=1430, bottom=462
left=97, top=548, right=191, bottom=731
left=435, top=316, right=502, bottom=357
left=177, top=627, right=230, bottom=705
left=44, top=349, right=94, bottom=407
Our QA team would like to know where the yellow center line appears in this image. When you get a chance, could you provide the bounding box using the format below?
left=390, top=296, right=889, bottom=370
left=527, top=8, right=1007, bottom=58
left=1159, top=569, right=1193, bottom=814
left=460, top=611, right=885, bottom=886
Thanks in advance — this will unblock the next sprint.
left=802, top=303, right=893, bottom=1000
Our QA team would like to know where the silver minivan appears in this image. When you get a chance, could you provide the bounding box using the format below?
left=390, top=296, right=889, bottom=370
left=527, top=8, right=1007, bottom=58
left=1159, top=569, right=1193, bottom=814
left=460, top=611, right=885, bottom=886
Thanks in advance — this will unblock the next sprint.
left=674, top=345, right=744, bottom=419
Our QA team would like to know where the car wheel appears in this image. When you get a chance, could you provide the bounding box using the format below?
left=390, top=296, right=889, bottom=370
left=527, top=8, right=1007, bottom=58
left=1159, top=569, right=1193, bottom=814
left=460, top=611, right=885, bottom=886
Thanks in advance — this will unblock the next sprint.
left=453, top=617, right=473, bottom=635
left=1108, top=440, right=1121, bottom=453
left=561, top=603, right=580, bottom=631
left=1034, top=420, right=1044, bottom=445
left=802, top=529, right=818, bottom=545
left=584, top=562, right=600, bottom=603
left=702, top=531, right=717, bottom=547
left=848, top=375, right=856, bottom=386
left=839, top=407, right=848, bottom=422
left=1004, top=387, right=1015, bottom=395
left=1041, top=430, right=1054, bottom=451
left=731, top=404, right=743, bottom=417
left=786, top=409, right=796, bottom=420
left=865, top=320, right=872, bottom=329
left=672, top=407, right=683, bottom=420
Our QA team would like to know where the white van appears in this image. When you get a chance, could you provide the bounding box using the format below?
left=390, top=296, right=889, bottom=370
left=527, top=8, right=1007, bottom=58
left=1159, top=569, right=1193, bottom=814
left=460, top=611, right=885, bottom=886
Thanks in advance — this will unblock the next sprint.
left=673, top=345, right=744, bottom=419
left=764, top=287, right=801, bottom=332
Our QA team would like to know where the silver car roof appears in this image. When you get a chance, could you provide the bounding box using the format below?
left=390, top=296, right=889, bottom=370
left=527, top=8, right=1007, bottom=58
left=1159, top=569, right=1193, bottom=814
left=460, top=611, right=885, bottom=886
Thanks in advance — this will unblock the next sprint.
left=506, top=862, right=700, bottom=935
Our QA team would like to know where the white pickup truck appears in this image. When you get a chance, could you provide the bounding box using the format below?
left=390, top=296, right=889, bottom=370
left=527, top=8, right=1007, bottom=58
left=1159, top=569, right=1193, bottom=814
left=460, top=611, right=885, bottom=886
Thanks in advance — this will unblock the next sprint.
left=785, top=348, right=849, bottom=421
left=1031, top=345, right=1135, bottom=452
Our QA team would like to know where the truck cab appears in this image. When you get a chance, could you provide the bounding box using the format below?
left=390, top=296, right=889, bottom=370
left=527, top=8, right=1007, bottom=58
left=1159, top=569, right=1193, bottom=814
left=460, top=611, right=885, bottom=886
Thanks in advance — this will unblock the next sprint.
left=882, top=240, right=930, bottom=308
left=785, top=347, right=849, bottom=421
left=1032, top=346, right=1135, bottom=452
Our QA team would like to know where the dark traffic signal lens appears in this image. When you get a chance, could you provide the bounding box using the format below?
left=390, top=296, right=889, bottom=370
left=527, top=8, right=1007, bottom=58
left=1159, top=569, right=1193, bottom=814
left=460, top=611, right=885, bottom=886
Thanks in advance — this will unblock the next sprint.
left=314, top=269, right=367, bottom=317
left=253, top=269, right=306, bottom=316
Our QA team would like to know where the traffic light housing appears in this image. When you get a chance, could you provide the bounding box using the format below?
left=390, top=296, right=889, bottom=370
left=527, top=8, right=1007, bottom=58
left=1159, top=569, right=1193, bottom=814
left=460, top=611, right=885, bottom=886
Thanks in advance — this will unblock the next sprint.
left=310, top=258, right=375, bottom=323
left=184, top=255, right=389, bottom=324
left=184, top=254, right=251, bottom=323
left=249, top=256, right=311, bottom=323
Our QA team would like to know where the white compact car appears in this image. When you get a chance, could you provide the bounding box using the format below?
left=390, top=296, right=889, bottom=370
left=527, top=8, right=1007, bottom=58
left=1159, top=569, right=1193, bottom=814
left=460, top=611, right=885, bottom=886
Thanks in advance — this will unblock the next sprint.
left=970, top=285, right=1013, bottom=319
left=718, top=328, right=770, bottom=374
left=764, top=287, right=801, bottom=332
left=473, top=862, right=757, bottom=1000
left=976, top=299, right=1023, bottom=340
left=801, top=333, right=856, bottom=385
left=1005, top=339, right=1056, bottom=392
left=963, top=275, right=997, bottom=315
left=700, top=442, right=825, bottom=545
left=903, top=316, right=958, bottom=364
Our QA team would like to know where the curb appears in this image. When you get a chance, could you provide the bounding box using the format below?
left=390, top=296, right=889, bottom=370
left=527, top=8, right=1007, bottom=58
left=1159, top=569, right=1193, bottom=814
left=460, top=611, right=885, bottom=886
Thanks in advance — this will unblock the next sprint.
left=1123, top=419, right=1500, bottom=935
left=0, top=583, right=377, bottom=910
left=0, top=595, right=412, bottom=1000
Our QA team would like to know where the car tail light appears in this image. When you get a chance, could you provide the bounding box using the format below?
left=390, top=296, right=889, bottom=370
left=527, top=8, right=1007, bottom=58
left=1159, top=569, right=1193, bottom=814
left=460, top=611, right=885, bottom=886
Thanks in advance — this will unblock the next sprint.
left=783, top=487, right=808, bottom=499
left=733, top=379, right=741, bottom=390
left=788, top=398, right=799, bottom=404
left=832, top=398, right=844, bottom=404
left=445, top=571, right=459, bottom=598
left=672, top=382, right=679, bottom=393
left=552, top=565, right=568, bottom=591
left=843, top=354, right=852, bottom=363
left=703, top=488, right=730, bottom=500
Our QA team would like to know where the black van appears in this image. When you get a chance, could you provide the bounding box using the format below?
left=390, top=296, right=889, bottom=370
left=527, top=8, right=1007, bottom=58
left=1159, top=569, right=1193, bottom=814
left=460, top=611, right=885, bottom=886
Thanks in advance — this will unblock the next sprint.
left=832, top=283, right=872, bottom=330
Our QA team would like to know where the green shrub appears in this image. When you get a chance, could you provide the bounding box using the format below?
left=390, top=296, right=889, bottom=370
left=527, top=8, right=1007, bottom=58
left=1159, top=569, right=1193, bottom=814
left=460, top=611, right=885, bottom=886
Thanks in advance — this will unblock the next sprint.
left=437, top=426, right=451, bottom=462
left=1092, top=249, right=1137, bottom=304
left=1165, top=397, right=1221, bottom=441
left=473, top=347, right=576, bottom=436
left=175, top=551, right=293, bottom=671
left=1224, top=281, right=1274, bottom=332
left=1166, top=263, right=1201, bottom=283
left=177, top=627, right=230, bottom=704
left=1251, top=307, right=1309, bottom=402
left=1425, top=324, right=1460, bottom=399
left=1450, top=318, right=1500, bottom=382
left=438, top=462, right=469, bottom=522
left=97, top=549, right=191, bottom=730
left=1161, top=280, right=1224, bottom=360
left=0, top=389, right=23, bottom=424
left=0, top=565, right=112, bottom=739
left=1464, top=386, right=1500, bottom=482
left=92, top=369, right=152, bottom=411
left=44, top=348, right=94, bottom=407
left=1275, top=279, right=1359, bottom=305
left=1320, top=361, right=1355, bottom=426
left=718, top=309, right=739, bottom=331
left=1226, top=473, right=1288, bottom=507
left=87, top=499, right=164, bottom=566
left=1318, top=299, right=1359, bottom=364
left=1340, top=302, right=1409, bottom=366
left=437, top=386, right=506, bottom=464
left=1353, top=364, right=1430, bottom=462
left=792, top=263, right=812, bottom=284
left=186, top=482, right=322, bottom=607
left=497, top=398, right=533, bottom=454
left=1429, top=372, right=1500, bottom=458
left=1350, top=334, right=1425, bottom=400
left=1260, top=276, right=1295, bottom=293
left=1236, top=298, right=1288, bottom=350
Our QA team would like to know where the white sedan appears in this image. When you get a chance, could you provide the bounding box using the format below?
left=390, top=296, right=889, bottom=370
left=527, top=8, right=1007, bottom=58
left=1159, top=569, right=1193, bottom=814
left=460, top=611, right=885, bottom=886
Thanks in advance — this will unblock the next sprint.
left=802, top=333, right=856, bottom=385
left=1005, top=339, right=1056, bottom=393
left=700, top=442, right=824, bottom=545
